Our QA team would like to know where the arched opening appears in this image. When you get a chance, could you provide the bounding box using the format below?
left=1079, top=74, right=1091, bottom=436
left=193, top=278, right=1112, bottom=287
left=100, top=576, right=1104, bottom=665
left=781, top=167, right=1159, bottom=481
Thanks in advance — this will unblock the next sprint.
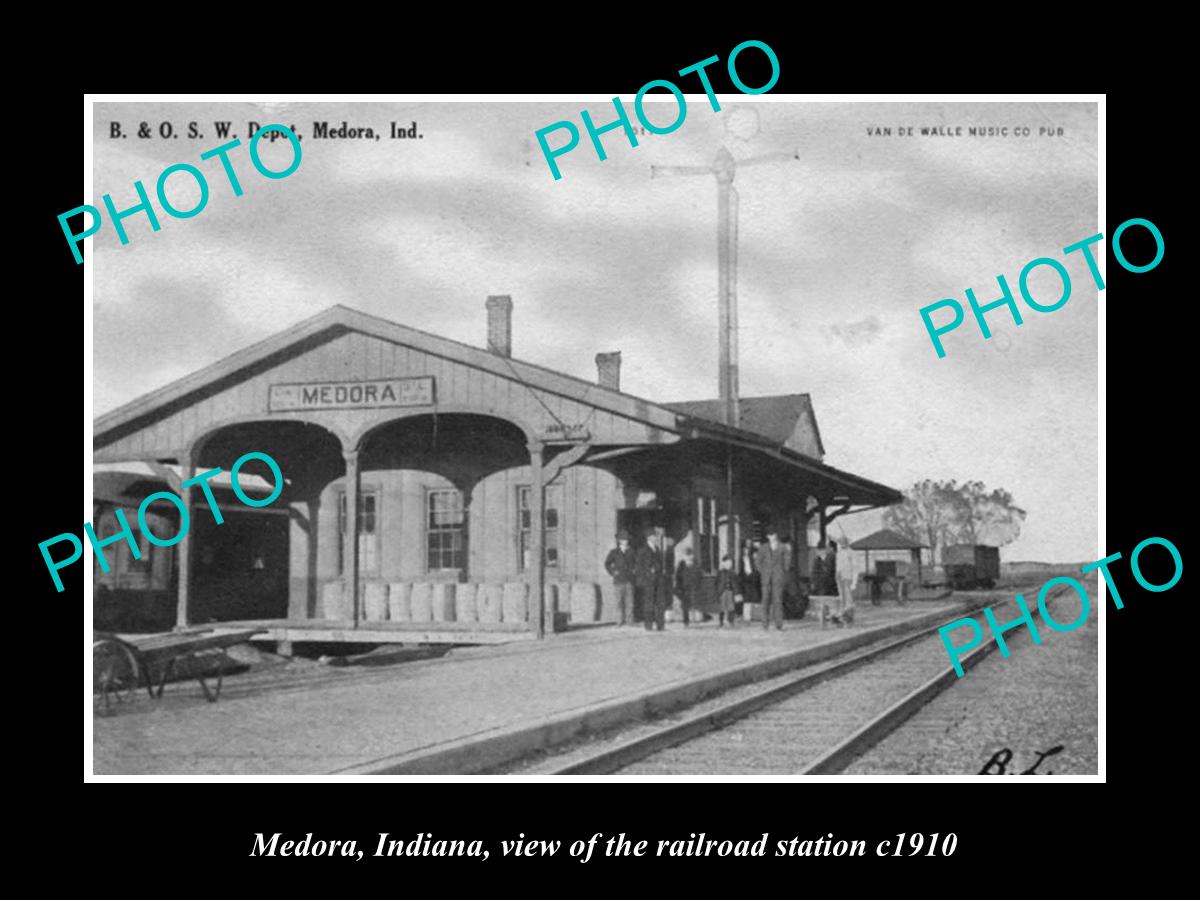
left=188, top=420, right=344, bottom=623
left=351, top=413, right=531, bottom=589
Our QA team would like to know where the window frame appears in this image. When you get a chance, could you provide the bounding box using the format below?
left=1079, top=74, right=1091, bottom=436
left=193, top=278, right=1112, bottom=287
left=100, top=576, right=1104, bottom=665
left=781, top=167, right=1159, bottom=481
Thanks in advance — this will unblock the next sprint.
left=125, top=525, right=153, bottom=573
left=337, top=486, right=382, bottom=576
left=425, top=487, right=466, bottom=573
left=696, top=494, right=721, bottom=575
left=94, top=511, right=124, bottom=577
left=517, top=483, right=562, bottom=572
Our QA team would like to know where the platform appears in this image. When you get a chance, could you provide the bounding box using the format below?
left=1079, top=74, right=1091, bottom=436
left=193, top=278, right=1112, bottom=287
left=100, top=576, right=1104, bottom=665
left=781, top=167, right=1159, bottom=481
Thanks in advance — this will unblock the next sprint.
left=229, top=618, right=539, bottom=646
left=93, top=599, right=969, bottom=776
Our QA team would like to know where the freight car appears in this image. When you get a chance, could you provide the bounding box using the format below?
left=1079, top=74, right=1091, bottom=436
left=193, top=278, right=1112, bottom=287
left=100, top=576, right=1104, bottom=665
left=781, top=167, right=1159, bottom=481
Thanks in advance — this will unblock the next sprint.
left=942, top=544, right=1000, bottom=590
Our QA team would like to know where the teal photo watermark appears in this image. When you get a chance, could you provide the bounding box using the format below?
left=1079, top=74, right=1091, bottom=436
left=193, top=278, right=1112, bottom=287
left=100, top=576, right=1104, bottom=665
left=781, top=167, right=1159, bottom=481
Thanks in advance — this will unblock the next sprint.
left=535, top=40, right=780, bottom=181
left=41, top=451, right=284, bottom=592
left=919, top=218, right=1165, bottom=358
left=938, top=534, right=1182, bottom=677
left=59, top=124, right=302, bottom=265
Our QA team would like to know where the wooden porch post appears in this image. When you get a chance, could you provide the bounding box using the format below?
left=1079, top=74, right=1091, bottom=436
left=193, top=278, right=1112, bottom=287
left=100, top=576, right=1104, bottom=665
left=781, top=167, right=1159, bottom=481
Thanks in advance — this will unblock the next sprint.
left=528, top=441, right=545, bottom=639
left=306, top=497, right=321, bottom=618
left=343, top=449, right=361, bottom=627
left=174, top=453, right=195, bottom=631
left=725, top=448, right=735, bottom=564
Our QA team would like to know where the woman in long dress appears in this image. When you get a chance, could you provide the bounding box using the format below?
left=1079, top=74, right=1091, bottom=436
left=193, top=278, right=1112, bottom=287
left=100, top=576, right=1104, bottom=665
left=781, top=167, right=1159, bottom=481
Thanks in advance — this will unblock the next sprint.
left=737, top=539, right=760, bottom=622
left=824, top=540, right=856, bottom=627
left=836, top=563, right=857, bottom=626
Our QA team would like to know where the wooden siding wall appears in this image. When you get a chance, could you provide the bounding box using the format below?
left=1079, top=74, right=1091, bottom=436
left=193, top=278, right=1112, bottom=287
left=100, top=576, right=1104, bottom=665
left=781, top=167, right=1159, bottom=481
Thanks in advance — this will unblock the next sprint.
left=289, top=463, right=623, bottom=616
left=786, top=408, right=824, bottom=460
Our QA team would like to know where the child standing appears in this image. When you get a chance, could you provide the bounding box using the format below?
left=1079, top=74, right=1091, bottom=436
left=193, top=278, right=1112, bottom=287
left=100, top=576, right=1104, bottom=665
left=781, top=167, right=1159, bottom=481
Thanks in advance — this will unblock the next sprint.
left=716, top=555, right=737, bottom=628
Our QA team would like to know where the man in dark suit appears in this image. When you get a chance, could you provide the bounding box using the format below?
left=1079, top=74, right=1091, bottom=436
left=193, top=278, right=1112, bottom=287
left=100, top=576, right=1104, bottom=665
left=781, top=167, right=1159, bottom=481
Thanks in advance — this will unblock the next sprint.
left=604, top=530, right=637, bottom=625
left=635, top=527, right=671, bottom=631
left=757, top=526, right=791, bottom=630
left=674, top=546, right=702, bottom=627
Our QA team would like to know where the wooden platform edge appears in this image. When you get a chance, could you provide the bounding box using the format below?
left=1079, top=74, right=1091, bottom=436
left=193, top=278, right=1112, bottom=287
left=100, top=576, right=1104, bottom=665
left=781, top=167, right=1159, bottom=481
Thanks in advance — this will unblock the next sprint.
left=244, top=625, right=537, bottom=645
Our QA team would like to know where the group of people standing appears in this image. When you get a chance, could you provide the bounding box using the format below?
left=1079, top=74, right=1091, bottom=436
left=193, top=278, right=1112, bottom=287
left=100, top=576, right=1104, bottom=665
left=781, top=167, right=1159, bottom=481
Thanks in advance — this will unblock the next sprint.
left=604, top=527, right=798, bottom=631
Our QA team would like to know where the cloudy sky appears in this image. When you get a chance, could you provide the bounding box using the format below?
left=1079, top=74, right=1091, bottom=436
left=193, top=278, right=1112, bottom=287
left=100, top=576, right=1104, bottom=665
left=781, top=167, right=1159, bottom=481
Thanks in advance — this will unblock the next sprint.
left=91, top=99, right=1098, bottom=562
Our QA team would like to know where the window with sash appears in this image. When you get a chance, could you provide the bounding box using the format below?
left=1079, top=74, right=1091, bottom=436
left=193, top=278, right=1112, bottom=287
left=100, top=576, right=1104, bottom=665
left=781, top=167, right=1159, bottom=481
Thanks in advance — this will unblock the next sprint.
left=127, top=526, right=152, bottom=573
left=427, top=489, right=465, bottom=571
left=338, top=489, right=380, bottom=575
left=518, top=484, right=561, bottom=571
left=697, top=495, right=721, bottom=574
left=94, top=510, right=152, bottom=574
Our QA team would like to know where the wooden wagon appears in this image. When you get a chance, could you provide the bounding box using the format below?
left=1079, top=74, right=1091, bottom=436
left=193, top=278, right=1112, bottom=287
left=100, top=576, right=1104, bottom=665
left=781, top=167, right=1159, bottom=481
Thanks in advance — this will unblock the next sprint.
left=92, top=628, right=264, bottom=713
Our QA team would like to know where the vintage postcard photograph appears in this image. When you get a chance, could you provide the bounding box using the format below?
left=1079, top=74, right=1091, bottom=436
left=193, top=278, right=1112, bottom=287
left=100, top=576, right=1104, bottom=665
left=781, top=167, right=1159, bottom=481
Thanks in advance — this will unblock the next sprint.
left=85, top=96, right=1100, bottom=778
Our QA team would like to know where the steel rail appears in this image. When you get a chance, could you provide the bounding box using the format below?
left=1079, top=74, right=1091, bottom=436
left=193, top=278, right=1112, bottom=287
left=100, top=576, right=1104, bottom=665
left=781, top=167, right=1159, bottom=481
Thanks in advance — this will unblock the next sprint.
left=540, top=586, right=1069, bottom=776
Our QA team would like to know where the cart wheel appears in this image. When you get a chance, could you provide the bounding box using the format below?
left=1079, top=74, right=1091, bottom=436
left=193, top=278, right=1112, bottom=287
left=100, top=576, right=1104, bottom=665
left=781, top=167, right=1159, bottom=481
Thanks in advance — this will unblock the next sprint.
left=94, top=639, right=140, bottom=714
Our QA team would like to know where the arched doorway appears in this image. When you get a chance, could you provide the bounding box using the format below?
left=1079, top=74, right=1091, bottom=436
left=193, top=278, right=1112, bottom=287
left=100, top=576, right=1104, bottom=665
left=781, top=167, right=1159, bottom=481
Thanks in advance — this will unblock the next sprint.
left=187, top=419, right=344, bottom=624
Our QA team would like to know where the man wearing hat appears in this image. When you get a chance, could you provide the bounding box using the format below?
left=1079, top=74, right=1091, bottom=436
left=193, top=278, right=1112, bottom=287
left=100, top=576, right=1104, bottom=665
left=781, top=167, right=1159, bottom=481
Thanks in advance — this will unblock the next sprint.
left=604, top=530, right=637, bottom=626
left=635, top=526, right=672, bottom=631
left=757, top=526, right=791, bottom=630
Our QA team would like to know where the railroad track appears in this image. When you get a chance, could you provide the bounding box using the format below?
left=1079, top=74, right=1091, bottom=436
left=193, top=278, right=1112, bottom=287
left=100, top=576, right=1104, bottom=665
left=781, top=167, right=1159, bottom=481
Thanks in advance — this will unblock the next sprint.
left=513, top=588, right=1066, bottom=776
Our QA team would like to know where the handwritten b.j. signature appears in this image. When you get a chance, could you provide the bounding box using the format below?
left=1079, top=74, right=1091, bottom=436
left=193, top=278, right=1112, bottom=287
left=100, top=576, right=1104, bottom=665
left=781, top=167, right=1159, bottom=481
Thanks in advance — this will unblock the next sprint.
left=980, top=745, right=1065, bottom=775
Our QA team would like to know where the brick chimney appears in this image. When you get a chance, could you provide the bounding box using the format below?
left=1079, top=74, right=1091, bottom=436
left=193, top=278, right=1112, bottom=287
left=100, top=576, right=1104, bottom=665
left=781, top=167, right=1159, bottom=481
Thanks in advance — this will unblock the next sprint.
left=485, top=295, right=512, bottom=358
left=595, top=351, right=621, bottom=391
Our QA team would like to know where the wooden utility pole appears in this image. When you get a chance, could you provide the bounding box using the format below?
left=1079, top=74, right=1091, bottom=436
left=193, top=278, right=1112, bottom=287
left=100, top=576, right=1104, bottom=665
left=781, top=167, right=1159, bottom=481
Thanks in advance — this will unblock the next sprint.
left=653, top=146, right=796, bottom=572
left=651, top=145, right=797, bottom=430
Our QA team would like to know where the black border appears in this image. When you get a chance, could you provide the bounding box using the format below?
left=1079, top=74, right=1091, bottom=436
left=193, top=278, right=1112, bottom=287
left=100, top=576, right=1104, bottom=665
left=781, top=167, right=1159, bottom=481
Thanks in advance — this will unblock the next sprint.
left=39, top=36, right=1171, bottom=883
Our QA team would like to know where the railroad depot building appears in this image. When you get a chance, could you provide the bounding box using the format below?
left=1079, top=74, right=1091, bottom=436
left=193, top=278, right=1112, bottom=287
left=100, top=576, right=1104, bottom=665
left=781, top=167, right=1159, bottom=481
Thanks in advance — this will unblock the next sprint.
left=93, top=298, right=901, bottom=642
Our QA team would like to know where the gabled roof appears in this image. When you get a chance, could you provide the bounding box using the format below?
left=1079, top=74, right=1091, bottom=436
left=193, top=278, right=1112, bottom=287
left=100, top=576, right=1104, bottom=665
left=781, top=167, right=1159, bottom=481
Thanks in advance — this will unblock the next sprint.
left=850, top=529, right=925, bottom=551
left=92, top=305, right=900, bottom=508
left=663, top=394, right=826, bottom=457
left=93, top=304, right=683, bottom=441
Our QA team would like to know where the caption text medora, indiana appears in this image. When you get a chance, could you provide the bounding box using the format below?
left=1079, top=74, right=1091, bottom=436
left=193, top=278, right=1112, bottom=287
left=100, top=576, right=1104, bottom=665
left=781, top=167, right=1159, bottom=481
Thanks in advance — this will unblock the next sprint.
left=248, top=830, right=959, bottom=861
